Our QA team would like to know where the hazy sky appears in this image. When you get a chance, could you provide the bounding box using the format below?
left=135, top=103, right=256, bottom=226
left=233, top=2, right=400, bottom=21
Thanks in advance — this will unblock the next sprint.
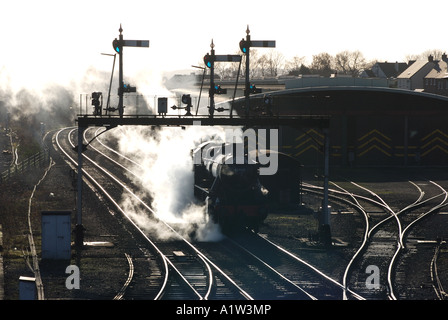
left=1, top=0, right=446, bottom=90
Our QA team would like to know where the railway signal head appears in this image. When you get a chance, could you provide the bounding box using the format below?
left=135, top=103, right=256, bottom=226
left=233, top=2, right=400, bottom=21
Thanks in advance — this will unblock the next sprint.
left=112, top=39, right=121, bottom=54
left=239, top=39, right=250, bottom=54
left=122, top=83, right=136, bottom=93
left=181, top=94, right=192, bottom=105
left=204, top=53, right=213, bottom=68
left=181, top=94, right=192, bottom=116
left=213, top=85, right=227, bottom=95
left=250, top=84, right=261, bottom=94
left=245, top=84, right=262, bottom=95
left=91, top=92, right=102, bottom=105
left=91, top=92, right=102, bottom=116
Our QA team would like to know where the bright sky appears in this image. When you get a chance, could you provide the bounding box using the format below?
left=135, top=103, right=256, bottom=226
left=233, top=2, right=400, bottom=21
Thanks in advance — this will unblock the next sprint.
left=0, top=0, right=446, bottom=91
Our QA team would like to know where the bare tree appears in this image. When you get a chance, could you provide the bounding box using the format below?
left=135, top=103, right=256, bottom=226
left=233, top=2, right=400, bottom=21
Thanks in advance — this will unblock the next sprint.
left=240, top=49, right=261, bottom=79
left=285, top=56, right=307, bottom=76
left=214, top=62, right=227, bottom=79
left=262, top=49, right=285, bottom=77
left=334, top=50, right=366, bottom=76
left=257, top=54, right=269, bottom=78
left=310, top=52, right=334, bottom=77
left=406, top=49, right=446, bottom=62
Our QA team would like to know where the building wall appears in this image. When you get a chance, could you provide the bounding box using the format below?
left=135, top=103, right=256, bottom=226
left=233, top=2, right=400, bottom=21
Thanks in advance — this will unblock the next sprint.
left=280, top=114, right=448, bottom=167
left=398, top=78, right=411, bottom=90
left=410, top=63, right=435, bottom=90
left=251, top=87, right=448, bottom=167
left=424, top=78, right=448, bottom=96
left=230, top=86, right=448, bottom=167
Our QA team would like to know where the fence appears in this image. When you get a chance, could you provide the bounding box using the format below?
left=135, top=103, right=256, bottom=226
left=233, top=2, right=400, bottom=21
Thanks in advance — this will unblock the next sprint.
left=0, top=149, right=51, bottom=183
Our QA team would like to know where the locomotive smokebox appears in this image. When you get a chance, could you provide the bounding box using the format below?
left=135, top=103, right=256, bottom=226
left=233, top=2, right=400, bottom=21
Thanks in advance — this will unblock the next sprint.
left=192, top=141, right=269, bottom=231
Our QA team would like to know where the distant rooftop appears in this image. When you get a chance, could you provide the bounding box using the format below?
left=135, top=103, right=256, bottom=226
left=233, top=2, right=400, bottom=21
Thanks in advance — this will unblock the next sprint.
left=425, top=58, right=448, bottom=79
left=397, top=60, right=433, bottom=79
left=284, top=75, right=388, bottom=89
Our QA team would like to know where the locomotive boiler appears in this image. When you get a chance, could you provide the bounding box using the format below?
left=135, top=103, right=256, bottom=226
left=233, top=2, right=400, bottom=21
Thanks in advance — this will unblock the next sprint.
left=192, top=141, right=269, bottom=232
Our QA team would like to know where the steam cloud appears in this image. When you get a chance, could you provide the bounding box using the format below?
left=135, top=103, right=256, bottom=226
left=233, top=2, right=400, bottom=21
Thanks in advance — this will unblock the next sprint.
left=113, top=124, right=226, bottom=242
left=0, top=61, right=229, bottom=242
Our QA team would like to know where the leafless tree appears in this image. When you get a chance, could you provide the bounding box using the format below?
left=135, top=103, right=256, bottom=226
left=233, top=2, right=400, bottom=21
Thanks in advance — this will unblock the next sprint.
left=285, top=56, right=307, bottom=75
left=262, top=49, right=285, bottom=77
left=214, top=62, right=228, bottom=79
left=310, top=52, right=334, bottom=77
left=406, top=49, right=446, bottom=62
left=334, top=50, right=366, bottom=76
left=240, top=49, right=261, bottom=79
left=257, top=54, right=269, bottom=78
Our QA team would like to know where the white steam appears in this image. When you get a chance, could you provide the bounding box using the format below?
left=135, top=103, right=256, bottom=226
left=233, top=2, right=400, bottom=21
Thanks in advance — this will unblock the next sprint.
left=114, top=124, right=226, bottom=242
left=0, top=44, right=231, bottom=243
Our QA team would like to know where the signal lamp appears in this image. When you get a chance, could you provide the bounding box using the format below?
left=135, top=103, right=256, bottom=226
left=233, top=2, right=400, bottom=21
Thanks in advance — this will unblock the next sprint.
left=182, top=94, right=192, bottom=105
left=203, top=53, right=213, bottom=68
left=112, top=39, right=121, bottom=54
left=239, top=39, right=250, bottom=54
left=213, top=85, right=227, bottom=95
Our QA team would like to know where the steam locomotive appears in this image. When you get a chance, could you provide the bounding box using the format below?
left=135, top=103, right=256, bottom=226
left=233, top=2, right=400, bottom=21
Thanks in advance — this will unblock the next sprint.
left=192, top=141, right=269, bottom=232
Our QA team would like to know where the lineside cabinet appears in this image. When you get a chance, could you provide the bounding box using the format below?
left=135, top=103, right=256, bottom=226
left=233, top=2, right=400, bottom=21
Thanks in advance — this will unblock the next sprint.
left=41, top=211, right=72, bottom=260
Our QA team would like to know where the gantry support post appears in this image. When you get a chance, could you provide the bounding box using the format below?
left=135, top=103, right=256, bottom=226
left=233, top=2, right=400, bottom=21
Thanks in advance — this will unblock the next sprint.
left=118, top=26, right=124, bottom=118
left=75, top=127, right=86, bottom=247
left=320, top=128, right=332, bottom=246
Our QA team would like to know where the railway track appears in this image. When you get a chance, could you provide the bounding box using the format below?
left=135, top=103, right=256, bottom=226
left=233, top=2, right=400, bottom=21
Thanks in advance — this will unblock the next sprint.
left=302, top=176, right=448, bottom=300
left=52, top=126, right=448, bottom=300
left=89, top=126, right=368, bottom=300
left=225, top=231, right=364, bottom=299
left=53, top=126, right=367, bottom=300
left=54, top=127, right=252, bottom=300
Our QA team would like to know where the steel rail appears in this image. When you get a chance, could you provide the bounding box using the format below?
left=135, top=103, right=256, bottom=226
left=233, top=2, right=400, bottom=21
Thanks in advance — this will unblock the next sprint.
left=304, top=179, right=448, bottom=300
left=59, top=127, right=252, bottom=300
left=388, top=181, right=448, bottom=300
left=113, top=253, right=134, bottom=300
left=350, top=181, right=404, bottom=249
left=431, top=241, right=447, bottom=300
left=69, top=128, right=203, bottom=299
left=228, top=237, right=318, bottom=300
left=256, top=233, right=366, bottom=300
left=302, top=180, right=423, bottom=300
left=85, top=127, right=253, bottom=300
left=81, top=128, right=223, bottom=300
left=55, top=128, right=170, bottom=300
left=328, top=181, right=370, bottom=300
